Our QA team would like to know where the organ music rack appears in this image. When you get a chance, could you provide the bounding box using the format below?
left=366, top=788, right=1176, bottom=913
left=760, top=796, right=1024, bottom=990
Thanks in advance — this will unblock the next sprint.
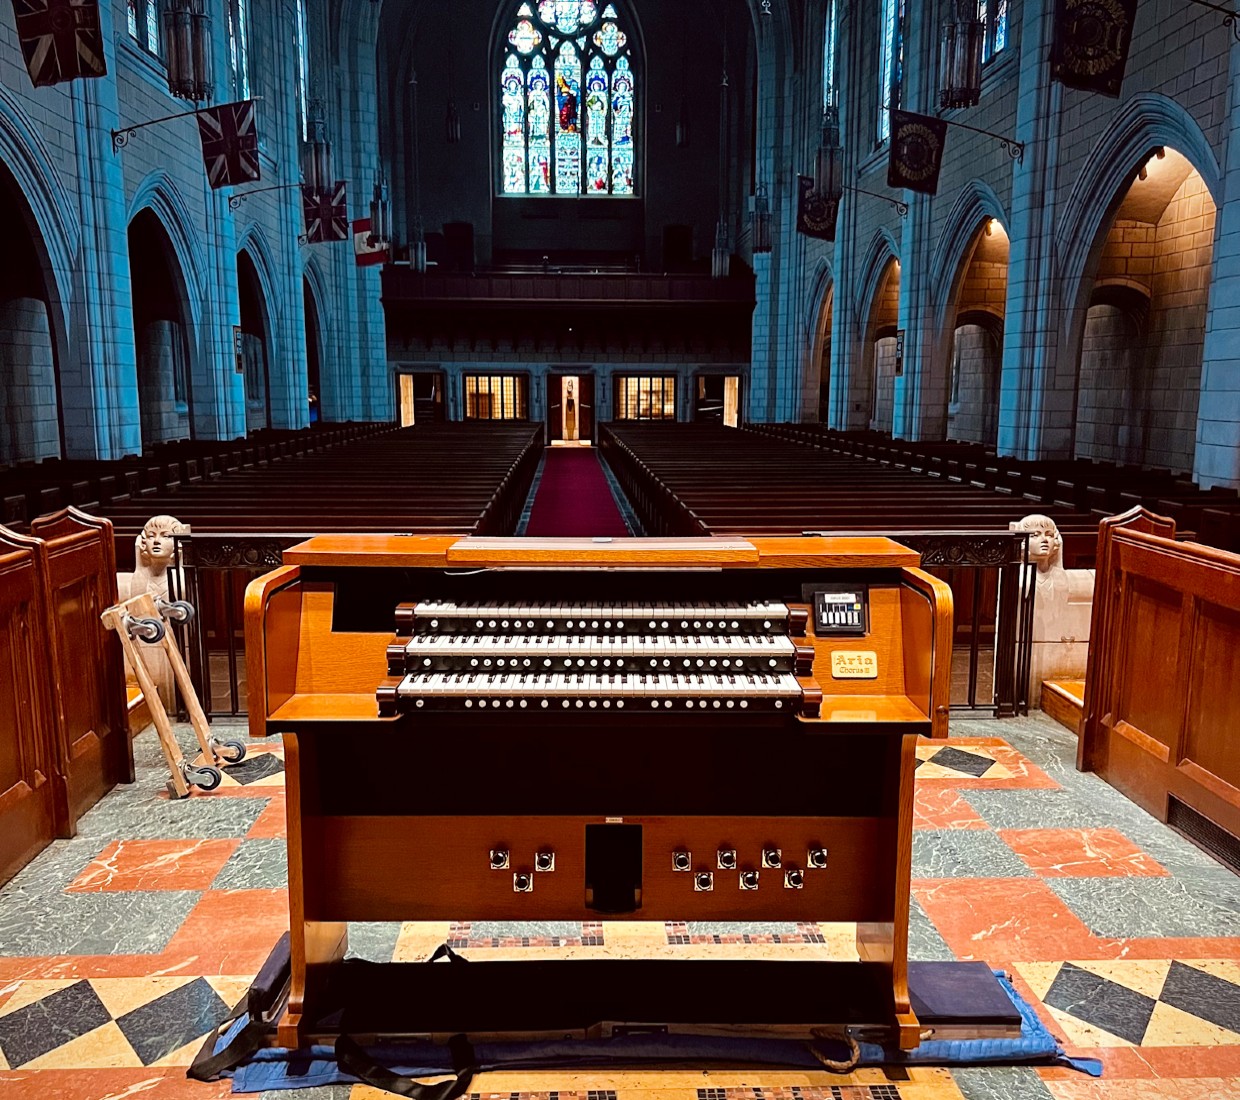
left=245, top=535, right=954, bottom=1050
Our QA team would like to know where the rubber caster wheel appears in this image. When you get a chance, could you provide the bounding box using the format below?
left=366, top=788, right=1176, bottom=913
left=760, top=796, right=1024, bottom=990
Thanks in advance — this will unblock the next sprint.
left=185, top=765, right=222, bottom=792
left=128, top=615, right=165, bottom=643
left=214, top=738, right=247, bottom=764
left=160, top=599, right=195, bottom=625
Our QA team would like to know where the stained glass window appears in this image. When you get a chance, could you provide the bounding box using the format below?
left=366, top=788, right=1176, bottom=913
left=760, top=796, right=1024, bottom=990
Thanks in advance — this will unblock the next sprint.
left=465, top=375, right=529, bottom=420
left=823, top=0, right=838, bottom=112
left=877, top=0, right=905, bottom=143
left=229, top=0, right=251, bottom=99
left=498, top=0, right=638, bottom=196
left=616, top=376, right=676, bottom=420
left=127, top=0, right=159, bottom=54
left=979, top=0, right=1008, bottom=62
left=295, top=0, right=310, bottom=141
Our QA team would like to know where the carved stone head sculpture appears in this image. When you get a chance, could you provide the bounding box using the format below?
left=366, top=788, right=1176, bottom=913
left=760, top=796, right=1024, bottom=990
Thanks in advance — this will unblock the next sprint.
left=135, top=514, right=188, bottom=577
left=1014, top=513, right=1062, bottom=573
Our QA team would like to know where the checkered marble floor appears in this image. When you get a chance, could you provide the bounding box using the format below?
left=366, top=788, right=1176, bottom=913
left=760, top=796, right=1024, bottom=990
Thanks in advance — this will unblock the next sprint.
left=1, top=713, right=1238, bottom=1100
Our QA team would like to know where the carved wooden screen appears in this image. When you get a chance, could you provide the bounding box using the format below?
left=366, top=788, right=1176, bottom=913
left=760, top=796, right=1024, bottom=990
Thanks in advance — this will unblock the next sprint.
left=29, top=508, right=131, bottom=830
left=1081, top=511, right=1240, bottom=847
left=0, top=526, right=60, bottom=885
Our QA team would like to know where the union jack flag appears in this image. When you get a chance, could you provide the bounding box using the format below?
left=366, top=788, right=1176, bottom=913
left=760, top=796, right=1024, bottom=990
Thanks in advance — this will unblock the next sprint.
left=197, top=100, right=261, bottom=189
left=12, top=0, right=107, bottom=87
left=302, top=181, right=349, bottom=244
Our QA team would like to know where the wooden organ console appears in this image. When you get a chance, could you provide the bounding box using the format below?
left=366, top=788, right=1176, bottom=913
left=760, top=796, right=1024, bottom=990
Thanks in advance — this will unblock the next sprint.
left=246, top=536, right=953, bottom=1049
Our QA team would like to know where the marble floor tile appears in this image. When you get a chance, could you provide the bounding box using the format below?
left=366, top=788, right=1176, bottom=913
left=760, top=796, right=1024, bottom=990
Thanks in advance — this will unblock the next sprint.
left=73, top=793, right=269, bottom=841
left=1042, top=962, right=1158, bottom=1045
left=113, top=977, right=231, bottom=1065
left=67, top=839, right=240, bottom=893
left=245, top=793, right=288, bottom=838
left=912, top=830, right=1035, bottom=879
left=907, top=897, right=956, bottom=962
left=208, top=838, right=288, bottom=890
left=0, top=891, right=202, bottom=957
left=344, top=922, right=405, bottom=963
left=952, top=1066, right=1056, bottom=1100
left=913, top=789, right=991, bottom=831
left=0, top=980, right=112, bottom=1067
left=1047, top=878, right=1240, bottom=940
left=912, top=878, right=1099, bottom=961
left=997, top=830, right=1169, bottom=879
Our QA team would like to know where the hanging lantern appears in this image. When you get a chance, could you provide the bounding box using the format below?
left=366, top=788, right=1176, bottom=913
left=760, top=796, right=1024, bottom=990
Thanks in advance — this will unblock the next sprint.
left=163, top=0, right=213, bottom=102
left=815, top=105, right=844, bottom=200
left=410, top=216, right=428, bottom=273
left=368, top=167, right=391, bottom=249
left=711, top=221, right=729, bottom=279
left=445, top=97, right=462, bottom=144
left=676, top=96, right=690, bottom=148
left=302, top=101, right=333, bottom=193
left=751, top=183, right=772, bottom=254
left=939, top=0, right=984, bottom=109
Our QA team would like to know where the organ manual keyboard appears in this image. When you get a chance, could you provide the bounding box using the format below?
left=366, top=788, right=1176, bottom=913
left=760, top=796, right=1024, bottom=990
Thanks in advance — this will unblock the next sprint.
left=245, top=535, right=955, bottom=1050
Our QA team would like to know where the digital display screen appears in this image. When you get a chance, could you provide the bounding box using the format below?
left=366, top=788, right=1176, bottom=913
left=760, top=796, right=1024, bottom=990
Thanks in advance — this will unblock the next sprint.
left=812, top=585, right=867, bottom=635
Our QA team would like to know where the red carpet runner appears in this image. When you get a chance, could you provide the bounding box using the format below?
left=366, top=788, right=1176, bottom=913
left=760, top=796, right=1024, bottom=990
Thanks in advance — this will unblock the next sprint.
left=524, top=447, right=630, bottom=537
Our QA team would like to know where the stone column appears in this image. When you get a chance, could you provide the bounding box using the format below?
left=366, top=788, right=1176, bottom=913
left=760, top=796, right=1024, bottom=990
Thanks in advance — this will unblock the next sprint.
left=0, top=298, right=59, bottom=463
left=996, top=0, right=1069, bottom=460
left=1195, top=34, right=1240, bottom=487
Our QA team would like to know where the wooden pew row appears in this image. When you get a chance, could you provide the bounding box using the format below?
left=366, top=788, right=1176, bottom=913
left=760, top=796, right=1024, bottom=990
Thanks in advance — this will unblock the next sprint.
left=0, top=423, right=396, bottom=531
left=0, top=509, right=131, bottom=887
left=93, top=424, right=544, bottom=566
left=601, top=423, right=1097, bottom=559
left=751, top=424, right=1240, bottom=553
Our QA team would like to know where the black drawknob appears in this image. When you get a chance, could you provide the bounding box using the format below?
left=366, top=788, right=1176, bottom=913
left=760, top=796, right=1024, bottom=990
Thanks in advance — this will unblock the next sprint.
left=514, top=873, right=532, bottom=892
left=672, top=851, right=691, bottom=871
left=535, top=851, right=554, bottom=872
left=695, top=871, right=713, bottom=891
left=740, top=870, right=759, bottom=890
left=808, top=847, right=829, bottom=869
left=785, top=869, right=805, bottom=889
left=718, top=850, right=736, bottom=870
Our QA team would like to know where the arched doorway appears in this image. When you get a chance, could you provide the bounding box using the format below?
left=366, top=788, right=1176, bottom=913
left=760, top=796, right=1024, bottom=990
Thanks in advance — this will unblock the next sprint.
left=303, top=276, right=322, bottom=424
left=946, top=219, right=1008, bottom=445
left=867, top=259, right=900, bottom=434
left=809, top=283, right=834, bottom=424
left=1073, top=147, right=1216, bottom=472
left=0, top=159, right=61, bottom=463
left=237, top=250, right=271, bottom=433
left=128, top=209, right=193, bottom=449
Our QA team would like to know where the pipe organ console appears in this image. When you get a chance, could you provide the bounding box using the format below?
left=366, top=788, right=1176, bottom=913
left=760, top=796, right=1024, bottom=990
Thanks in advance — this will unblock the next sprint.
left=246, top=535, right=952, bottom=1049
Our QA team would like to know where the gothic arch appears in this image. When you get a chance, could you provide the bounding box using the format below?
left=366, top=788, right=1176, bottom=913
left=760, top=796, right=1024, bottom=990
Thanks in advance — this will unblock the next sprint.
left=856, top=228, right=899, bottom=329
left=127, top=171, right=207, bottom=337
left=0, top=85, right=78, bottom=334
left=1057, top=93, right=1221, bottom=323
left=929, top=178, right=1008, bottom=334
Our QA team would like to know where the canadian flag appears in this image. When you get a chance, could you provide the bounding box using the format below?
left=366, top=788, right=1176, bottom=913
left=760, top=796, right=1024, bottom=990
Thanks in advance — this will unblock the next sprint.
left=353, top=218, right=389, bottom=267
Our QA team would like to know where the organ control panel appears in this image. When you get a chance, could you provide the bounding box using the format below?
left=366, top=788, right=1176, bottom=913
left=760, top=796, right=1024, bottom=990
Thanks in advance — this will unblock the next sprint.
left=245, top=535, right=952, bottom=1049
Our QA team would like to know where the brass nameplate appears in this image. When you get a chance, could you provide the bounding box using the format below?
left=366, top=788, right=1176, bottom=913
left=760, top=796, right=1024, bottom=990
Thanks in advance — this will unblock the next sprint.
left=831, top=651, right=879, bottom=679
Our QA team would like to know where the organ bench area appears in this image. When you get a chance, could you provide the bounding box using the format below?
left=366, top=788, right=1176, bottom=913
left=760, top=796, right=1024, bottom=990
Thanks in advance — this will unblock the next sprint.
left=245, top=535, right=954, bottom=1050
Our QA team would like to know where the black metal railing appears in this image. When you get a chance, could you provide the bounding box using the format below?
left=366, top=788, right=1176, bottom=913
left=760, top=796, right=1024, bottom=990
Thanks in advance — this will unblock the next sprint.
left=172, top=529, right=1034, bottom=720
left=806, top=529, right=1035, bottom=716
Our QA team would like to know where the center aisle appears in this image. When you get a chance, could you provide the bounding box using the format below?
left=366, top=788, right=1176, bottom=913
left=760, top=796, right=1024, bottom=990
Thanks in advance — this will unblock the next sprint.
left=523, top=446, right=631, bottom=537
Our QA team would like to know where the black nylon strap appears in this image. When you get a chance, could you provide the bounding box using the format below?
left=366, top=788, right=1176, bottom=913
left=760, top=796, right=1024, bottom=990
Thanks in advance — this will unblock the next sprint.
left=187, top=1004, right=265, bottom=1081
left=335, top=1032, right=476, bottom=1100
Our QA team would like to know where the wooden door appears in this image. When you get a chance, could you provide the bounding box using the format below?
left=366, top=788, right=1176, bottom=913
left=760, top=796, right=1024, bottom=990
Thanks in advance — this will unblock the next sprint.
left=0, top=527, right=59, bottom=884
left=577, top=374, right=595, bottom=441
left=547, top=375, right=564, bottom=442
left=30, top=509, right=131, bottom=831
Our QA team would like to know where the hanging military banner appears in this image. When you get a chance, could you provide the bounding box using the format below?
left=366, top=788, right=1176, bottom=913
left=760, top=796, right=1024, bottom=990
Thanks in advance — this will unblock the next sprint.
left=12, top=0, right=107, bottom=87
left=303, top=181, right=349, bottom=244
left=797, top=176, right=838, bottom=242
left=197, top=100, right=261, bottom=188
left=1051, top=0, right=1138, bottom=97
left=887, top=110, right=948, bottom=196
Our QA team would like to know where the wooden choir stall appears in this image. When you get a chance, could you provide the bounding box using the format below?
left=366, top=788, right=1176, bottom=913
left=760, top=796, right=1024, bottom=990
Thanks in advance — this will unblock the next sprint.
left=246, top=535, right=969, bottom=1050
